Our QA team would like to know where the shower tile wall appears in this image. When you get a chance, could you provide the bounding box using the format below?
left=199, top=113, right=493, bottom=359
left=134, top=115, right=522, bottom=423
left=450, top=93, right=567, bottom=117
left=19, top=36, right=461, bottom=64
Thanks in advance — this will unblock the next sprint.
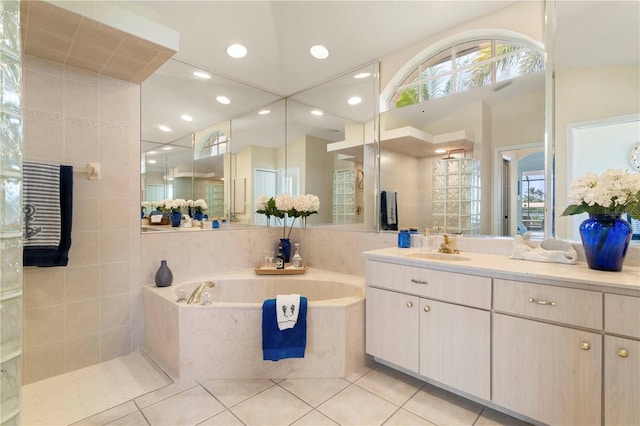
left=21, top=55, right=141, bottom=384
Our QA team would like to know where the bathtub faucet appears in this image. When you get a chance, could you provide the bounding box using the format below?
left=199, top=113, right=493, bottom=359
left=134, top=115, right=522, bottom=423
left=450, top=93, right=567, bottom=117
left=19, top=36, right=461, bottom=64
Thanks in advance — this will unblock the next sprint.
left=187, top=281, right=216, bottom=304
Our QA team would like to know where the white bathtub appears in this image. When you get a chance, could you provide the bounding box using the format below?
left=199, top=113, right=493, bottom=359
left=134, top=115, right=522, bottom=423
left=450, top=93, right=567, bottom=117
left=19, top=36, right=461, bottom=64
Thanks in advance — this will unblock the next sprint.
left=142, top=268, right=366, bottom=380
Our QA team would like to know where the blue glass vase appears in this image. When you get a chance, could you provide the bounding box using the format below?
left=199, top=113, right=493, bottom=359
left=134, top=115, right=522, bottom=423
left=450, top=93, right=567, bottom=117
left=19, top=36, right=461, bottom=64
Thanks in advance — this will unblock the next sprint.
left=193, top=211, right=203, bottom=221
left=579, top=214, right=632, bottom=271
left=170, top=211, right=182, bottom=227
left=280, top=238, right=291, bottom=262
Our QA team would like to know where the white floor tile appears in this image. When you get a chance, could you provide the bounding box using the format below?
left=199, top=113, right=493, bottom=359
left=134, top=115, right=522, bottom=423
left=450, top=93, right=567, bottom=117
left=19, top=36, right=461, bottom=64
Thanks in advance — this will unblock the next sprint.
left=475, top=408, right=534, bottom=426
left=279, top=378, right=350, bottom=407
left=141, top=386, right=225, bottom=426
left=70, top=401, right=138, bottom=425
left=230, top=385, right=312, bottom=426
left=199, top=378, right=275, bottom=407
left=105, top=410, right=149, bottom=425
left=383, top=408, right=436, bottom=426
left=355, top=365, right=424, bottom=406
left=292, top=409, right=339, bottom=425
left=403, top=383, right=483, bottom=426
left=134, top=379, right=199, bottom=408
left=317, top=385, right=398, bottom=426
left=196, top=409, right=245, bottom=425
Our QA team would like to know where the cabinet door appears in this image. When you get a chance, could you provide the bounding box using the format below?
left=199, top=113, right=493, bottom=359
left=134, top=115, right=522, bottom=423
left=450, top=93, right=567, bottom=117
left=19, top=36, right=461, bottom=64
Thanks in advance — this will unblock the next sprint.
left=604, top=335, right=640, bottom=425
left=366, top=287, right=419, bottom=373
left=493, top=314, right=601, bottom=426
left=419, top=299, right=490, bottom=400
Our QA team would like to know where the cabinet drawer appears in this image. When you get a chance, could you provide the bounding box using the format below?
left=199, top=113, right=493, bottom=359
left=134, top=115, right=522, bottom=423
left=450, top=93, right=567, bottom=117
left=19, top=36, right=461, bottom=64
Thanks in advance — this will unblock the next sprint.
left=366, top=260, right=491, bottom=309
left=605, top=294, right=640, bottom=338
left=494, top=279, right=602, bottom=329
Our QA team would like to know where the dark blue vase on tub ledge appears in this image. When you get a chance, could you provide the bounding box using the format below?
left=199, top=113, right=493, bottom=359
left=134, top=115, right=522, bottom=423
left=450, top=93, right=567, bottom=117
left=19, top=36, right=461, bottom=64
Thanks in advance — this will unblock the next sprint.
left=579, top=214, right=631, bottom=271
left=170, top=211, right=182, bottom=227
left=280, top=238, right=291, bottom=262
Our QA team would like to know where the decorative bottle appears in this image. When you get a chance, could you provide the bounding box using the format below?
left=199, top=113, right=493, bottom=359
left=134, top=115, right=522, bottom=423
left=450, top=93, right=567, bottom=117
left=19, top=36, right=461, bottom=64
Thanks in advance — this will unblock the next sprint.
left=292, top=243, right=303, bottom=268
left=155, top=260, right=173, bottom=287
left=398, top=228, right=411, bottom=248
left=275, top=245, right=285, bottom=269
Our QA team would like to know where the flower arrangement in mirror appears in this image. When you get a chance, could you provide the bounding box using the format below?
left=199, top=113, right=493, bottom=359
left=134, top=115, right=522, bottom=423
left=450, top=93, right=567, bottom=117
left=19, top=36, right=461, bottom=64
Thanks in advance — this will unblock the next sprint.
left=187, top=199, right=208, bottom=220
left=159, top=199, right=188, bottom=214
left=562, top=169, right=640, bottom=271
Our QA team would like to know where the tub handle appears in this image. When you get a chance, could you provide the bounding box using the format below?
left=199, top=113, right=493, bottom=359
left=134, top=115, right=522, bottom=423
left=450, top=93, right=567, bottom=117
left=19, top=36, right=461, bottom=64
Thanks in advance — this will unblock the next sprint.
left=411, top=278, right=428, bottom=285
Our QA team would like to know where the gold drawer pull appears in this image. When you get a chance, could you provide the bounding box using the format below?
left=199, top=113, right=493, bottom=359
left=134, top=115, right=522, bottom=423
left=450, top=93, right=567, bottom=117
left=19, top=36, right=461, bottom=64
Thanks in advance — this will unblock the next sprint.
left=529, top=297, right=556, bottom=306
left=424, top=306, right=430, bottom=312
left=411, top=278, right=429, bottom=285
left=406, top=301, right=413, bottom=308
left=580, top=342, right=591, bottom=351
left=617, top=348, right=629, bottom=358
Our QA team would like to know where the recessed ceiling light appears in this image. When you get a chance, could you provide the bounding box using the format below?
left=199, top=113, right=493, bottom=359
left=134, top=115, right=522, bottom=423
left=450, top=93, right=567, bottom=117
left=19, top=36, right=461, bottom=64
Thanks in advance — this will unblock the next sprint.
left=310, top=109, right=324, bottom=116
left=354, top=72, right=371, bottom=79
left=227, top=43, right=247, bottom=58
left=147, top=150, right=158, bottom=155
left=310, top=45, right=329, bottom=59
left=180, top=114, right=193, bottom=122
left=216, top=96, right=231, bottom=105
left=193, top=71, right=211, bottom=79
left=435, top=148, right=447, bottom=154
left=162, top=146, right=173, bottom=151
left=348, top=96, right=362, bottom=106
left=158, top=125, right=171, bottom=132
left=258, top=109, right=271, bottom=115
left=147, top=160, right=157, bottom=164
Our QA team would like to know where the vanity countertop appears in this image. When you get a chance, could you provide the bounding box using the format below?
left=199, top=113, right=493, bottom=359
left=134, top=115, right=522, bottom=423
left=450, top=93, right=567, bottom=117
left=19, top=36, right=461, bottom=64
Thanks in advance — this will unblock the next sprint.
left=364, top=247, right=640, bottom=294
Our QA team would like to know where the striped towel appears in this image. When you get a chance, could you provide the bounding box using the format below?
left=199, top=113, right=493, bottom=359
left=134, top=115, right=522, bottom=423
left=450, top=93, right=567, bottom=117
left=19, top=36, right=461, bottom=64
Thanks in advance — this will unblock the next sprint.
left=23, top=162, right=61, bottom=247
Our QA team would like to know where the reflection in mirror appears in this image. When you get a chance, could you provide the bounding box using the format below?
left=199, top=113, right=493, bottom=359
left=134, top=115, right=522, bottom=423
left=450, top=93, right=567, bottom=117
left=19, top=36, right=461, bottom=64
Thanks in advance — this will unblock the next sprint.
left=141, top=58, right=281, bottom=228
left=554, top=1, right=639, bottom=241
left=288, top=62, right=379, bottom=230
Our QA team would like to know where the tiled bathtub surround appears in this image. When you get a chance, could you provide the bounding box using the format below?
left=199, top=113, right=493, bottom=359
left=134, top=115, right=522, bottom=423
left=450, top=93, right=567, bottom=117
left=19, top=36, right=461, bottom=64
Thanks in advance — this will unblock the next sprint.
left=21, top=55, right=141, bottom=384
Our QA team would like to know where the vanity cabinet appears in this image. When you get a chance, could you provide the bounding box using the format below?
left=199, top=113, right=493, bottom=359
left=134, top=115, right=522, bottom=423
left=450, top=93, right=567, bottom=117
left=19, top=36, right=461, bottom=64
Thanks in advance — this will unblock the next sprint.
left=603, top=294, right=640, bottom=425
left=365, top=260, right=491, bottom=400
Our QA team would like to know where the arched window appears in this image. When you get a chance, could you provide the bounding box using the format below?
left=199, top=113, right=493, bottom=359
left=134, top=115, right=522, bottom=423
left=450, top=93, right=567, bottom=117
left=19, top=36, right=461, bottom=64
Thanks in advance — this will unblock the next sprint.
left=388, top=38, right=544, bottom=110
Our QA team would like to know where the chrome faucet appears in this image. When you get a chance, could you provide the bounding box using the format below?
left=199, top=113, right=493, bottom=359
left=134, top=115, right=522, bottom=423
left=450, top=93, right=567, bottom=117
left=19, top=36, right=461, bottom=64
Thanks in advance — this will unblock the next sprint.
left=187, top=281, right=216, bottom=304
left=438, top=235, right=460, bottom=254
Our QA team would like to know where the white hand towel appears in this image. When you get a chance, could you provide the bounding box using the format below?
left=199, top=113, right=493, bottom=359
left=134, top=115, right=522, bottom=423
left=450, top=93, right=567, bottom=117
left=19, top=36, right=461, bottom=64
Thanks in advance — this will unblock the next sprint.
left=276, top=294, right=301, bottom=331
left=386, top=191, right=397, bottom=225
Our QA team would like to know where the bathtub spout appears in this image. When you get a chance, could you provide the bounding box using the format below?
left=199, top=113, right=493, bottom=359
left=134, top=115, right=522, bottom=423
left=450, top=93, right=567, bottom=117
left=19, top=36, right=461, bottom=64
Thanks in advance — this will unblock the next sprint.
left=187, top=281, right=216, bottom=304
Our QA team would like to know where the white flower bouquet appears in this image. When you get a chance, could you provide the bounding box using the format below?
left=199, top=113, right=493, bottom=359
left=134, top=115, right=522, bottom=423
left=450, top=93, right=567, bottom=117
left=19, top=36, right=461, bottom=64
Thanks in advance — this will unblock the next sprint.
left=160, top=198, right=187, bottom=214
left=256, top=193, right=320, bottom=238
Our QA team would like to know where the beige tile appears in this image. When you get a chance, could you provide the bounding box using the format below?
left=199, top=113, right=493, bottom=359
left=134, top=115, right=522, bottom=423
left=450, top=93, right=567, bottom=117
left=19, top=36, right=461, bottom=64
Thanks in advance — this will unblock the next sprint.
left=23, top=109, right=64, bottom=161
left=100, top=293, right=131, bottom=329
left=65, top=265, right=100, bottom=302
left=70, top=401, right=138, bottom=426
left=64, top=64, right=101, bottom=86
left=66, top=299, right=100, bottom=338
left=100, top=197, right=130, bottom=231
left=100, top=87, right=130, bottom=125
left=475, top=408, right=534, bottom=426
left=200, top=378, right=275, bottom=407
left=355, top=365, right=424, bottom=406
left=383, top=408, right=436, bottom=425
left=344, top=365, right=373, bottom=382
left=24, top=54, right=64, bottom=75
left=73, top=197, right=101, bottom=231
left=64, top=115, right=100, bottom=163
left=24, top=69, right=63, bottom=112
left=68, top=231, right=100, bottom=267
left=25, top=305, right=65, bottom=347
left=403, top=383, right=483, bottom=426
left=100, top=230, right=130, bottom=263
left=100, top=164, right=130, bottom=198
left=66, top=333, right=101, bottom=372
left=100, top=126, right=130, bottom=166
left=23, top=341, right=66, bottom=384
left=100, top=326, right=132, bottom=361
left=23, top=267, right=65, bottom=308
left=142, top=386, right=225, bottom=426
left=317, top=385, right=398, bottom=426
left=64, top=80, right=100, bottom=119
left=279, top=378, right=350, bottom=407
left=100, top=261, right=131, bottom=296
left=231, top=385, right=312, bottom=426
left=292, top=410, right=339, bottom=426
left=198, top=410, right=244, bottom=426
left=134, top=379, right=199, bottom=408
left=106, top=410, right=149, bottom=425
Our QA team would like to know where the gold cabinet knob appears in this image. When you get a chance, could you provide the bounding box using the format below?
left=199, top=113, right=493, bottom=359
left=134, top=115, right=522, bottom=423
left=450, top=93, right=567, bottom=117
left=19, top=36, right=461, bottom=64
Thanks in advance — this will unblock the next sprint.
left=617, top=348, right=629, bottom=358
left=580, top=342, right=591, bottom=351
left=406, top=301, right=413, bottom=308
left=424, top=306, right=430, bottom=312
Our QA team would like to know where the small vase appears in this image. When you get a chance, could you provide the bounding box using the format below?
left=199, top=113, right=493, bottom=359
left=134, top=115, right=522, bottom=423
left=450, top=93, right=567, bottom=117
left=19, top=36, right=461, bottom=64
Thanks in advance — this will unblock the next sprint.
left=579, top=214, right=632, bottom=271
left=170, top=211, right=182, bottom=227
left=193, top=211, right=203, bottom=221
left=280, top=238, right=291, bottom=262
left=155, top=260, right=173, bottom=287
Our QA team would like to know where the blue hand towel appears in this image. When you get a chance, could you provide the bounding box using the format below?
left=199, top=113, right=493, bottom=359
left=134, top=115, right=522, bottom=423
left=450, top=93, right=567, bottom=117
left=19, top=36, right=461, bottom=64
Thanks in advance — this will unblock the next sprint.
left=262, top=297, right=307, bottom=361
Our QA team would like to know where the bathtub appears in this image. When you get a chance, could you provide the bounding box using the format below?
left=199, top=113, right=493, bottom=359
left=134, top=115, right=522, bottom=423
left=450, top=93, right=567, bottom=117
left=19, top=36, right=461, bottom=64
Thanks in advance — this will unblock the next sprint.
left=142, top=268, right=366, bottom=380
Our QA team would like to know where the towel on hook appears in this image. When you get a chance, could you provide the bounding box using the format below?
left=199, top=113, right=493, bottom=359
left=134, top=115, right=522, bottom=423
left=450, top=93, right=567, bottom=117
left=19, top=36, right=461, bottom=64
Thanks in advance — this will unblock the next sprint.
left=262, top=297, right=307, bottom=361
left=23, top=162, right=61, bottom=247
left=23, top=164, right=73, bottom=267
left=276, top=294, right=301, bottom=330
left=381, top=191, right=398, bottom=230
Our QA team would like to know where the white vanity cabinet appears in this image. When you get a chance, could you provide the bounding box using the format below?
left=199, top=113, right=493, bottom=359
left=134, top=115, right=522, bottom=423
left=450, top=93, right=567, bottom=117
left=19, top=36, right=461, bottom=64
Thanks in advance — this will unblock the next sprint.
left=492, top=279, right=603, bottom=426
left=365, top=260, right=491, bottom=400
left=603, top=294, right=640, bottom=426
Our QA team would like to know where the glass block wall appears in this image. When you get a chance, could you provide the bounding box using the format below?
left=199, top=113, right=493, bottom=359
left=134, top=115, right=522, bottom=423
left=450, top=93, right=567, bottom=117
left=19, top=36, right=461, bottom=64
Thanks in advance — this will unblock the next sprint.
left=333, top=170, right=356, bottom=224
left=0, top=1, right=23, bottom=424
left=432, top=157, right=480, bottom=235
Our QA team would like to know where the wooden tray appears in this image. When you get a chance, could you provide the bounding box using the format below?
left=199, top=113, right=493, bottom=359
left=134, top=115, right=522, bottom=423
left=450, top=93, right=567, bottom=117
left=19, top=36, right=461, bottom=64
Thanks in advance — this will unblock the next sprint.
left=255, top=263, right=306, bottom=275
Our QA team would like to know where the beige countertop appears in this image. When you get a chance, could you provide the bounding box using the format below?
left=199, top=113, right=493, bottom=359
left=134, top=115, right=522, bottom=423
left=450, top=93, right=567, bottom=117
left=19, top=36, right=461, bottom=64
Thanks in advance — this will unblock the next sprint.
left=364, top=247, right=640, bottom=295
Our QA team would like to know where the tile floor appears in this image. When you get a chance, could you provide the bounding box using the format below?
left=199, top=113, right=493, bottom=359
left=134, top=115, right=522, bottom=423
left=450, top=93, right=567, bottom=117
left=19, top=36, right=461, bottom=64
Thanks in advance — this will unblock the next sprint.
left=21, top=351, right=532, bottom=426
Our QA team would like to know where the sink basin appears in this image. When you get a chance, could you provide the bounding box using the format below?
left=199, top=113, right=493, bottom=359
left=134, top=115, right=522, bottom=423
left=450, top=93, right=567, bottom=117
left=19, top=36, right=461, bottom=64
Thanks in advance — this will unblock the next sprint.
left=405, top=252, right=471, bottom=261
